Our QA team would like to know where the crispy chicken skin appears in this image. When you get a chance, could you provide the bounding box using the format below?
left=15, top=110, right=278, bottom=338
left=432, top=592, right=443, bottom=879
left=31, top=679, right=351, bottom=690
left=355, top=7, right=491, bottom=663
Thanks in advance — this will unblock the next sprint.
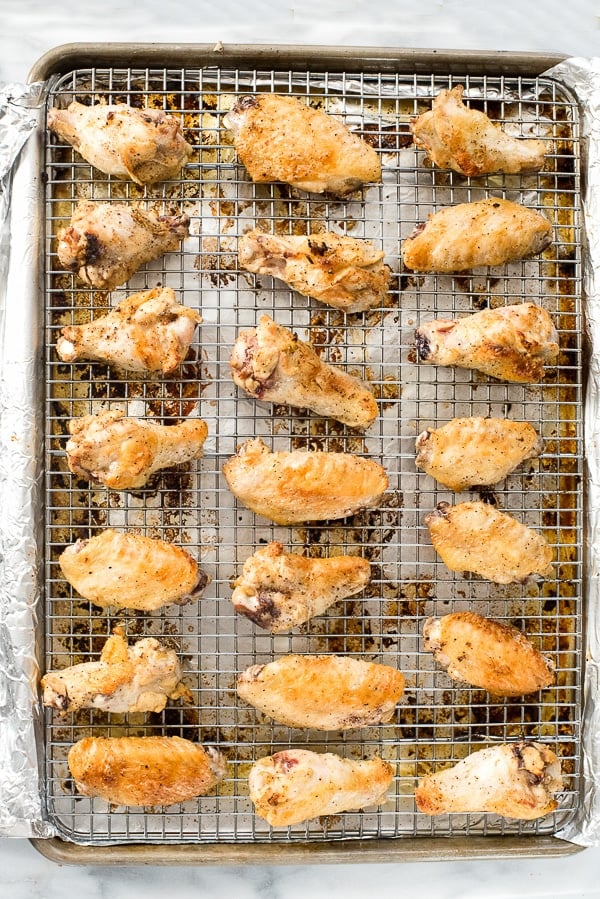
left=415, top=741, right=563, bottom=820
left=425, top=500, right=554, bottom=584
left=56, top=200, right=190, bottom=291
left=222, top=438, right=388, bottom=525
left=423, top=612, right=555, bottom=696
left=230, top=315, right=378, bottom=428
left=410, top=85, right=547, bottom=176
left=68, top=736, right=228, bottom=807
left=415, top=417, right=542, bottom=491
left=224, top=94, right=381, bottom=196
left=402, top=198, right=552, bottom=272
left=249, top=749, right=394, bottom=827
left=238, top=229, right=390, bottom=313
left=415, top=303, right=559, bottom=383
left=56, top=287, right=201, bottom=374
left=232, top=542, right=371, bottom=632
left=65, top=409, right=208, bottom=490
left=41, top=629, right=191, bottom=714
left=48, top=101, right=192, bottom=185
left=59, top=529, right=209, bottom=612
left=237, top=654, right=405, bottom=730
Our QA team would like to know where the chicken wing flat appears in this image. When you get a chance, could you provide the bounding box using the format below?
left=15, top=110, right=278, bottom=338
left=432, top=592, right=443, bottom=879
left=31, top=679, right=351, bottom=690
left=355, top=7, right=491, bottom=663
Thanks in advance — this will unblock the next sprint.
left=425, top=500, right=554, bottom=584
left=249, top=749, right=394, bottom=826
left=415, top=741, right=562, bottom=820
left=56, top=287, right=201, bottom=374
left=423, top=611, right=555, bottom=696
left=237, top=654, right=405, bottom=730
left=65, top=409, right=208, bottom=490
left=402, top=198, right=552, bottom=272
left=68, top=736, right=228, bottom=807
left=232, top=542, right=371, bottom=632
left=222, top=438, right=388, bottom=525
left=56, top=200, right=190, bottom=291
left=59, top=528, right=208, bottom=612
left=415, top=417, right=542, bottom=491
left=48, top=101, right=192, bottom=185
left=224, top=94, right=381, bottom=196
left=238, top=229, right=390, bottom=313
left=230, top=315, right=378, bottom=428
left=410, top=86, right=547, bottom=177
left=415, top=303, right=559, bottom=383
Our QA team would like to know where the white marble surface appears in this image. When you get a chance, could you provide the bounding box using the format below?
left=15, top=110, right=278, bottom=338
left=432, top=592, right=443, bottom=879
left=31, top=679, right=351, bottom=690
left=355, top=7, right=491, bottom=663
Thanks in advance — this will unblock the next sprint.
left=2, top=1, right=600, bottom=894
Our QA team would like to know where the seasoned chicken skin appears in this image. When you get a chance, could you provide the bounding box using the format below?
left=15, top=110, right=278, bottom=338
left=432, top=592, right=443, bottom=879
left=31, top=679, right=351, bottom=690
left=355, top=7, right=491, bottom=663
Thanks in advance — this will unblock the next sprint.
left=238, top=229, right=390, bottom=313
left=41, top=629, right=191, bottom=714
left=59, top=529, right=208, bottom=612
left=232, top=542, right=371, bottom=632
left=425, top=500, right=554, bottom=584
left=56, top=200, right=190, bottom=291
left=415, top=741, right=563, bottom=820
left=56, top=287, right=201, bottom=374
left=222, top=438, right=388, bottom=525
left=68, top=736, right=228, bottom=807
left=415, top=303, right=559, bottom=383
left=237, top=654, right=405, bottom=730
left=224, top=93, right=381, bottom=196
left=402, top=198, right=552, bottom=272
left=230, top=315, right=378, bottom=428
left=249, top=749, right=394, bottom=827
left=410, top=86, right=547, bottom=176
left=415, top=417, right=542, bottom=491
left=423, top=612, right=555, bottom=696
left=48, top=101, right=192, bottom=185
left=65, top=409, right=208, bottom=490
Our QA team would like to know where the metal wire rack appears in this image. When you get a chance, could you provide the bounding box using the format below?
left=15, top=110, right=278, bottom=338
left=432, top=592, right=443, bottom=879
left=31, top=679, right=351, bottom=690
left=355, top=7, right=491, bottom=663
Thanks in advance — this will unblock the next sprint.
left=42, top=63, right=583, bottom=846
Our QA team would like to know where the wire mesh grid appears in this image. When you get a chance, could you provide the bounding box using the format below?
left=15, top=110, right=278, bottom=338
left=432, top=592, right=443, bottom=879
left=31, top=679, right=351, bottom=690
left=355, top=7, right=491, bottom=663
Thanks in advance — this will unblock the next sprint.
left=42, top=63, right=583, bottom=846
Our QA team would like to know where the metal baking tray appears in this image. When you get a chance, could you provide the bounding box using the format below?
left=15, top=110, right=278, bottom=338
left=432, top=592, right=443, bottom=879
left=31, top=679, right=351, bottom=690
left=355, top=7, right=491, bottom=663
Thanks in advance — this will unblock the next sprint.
left=27, top=43, right=584, bottom=864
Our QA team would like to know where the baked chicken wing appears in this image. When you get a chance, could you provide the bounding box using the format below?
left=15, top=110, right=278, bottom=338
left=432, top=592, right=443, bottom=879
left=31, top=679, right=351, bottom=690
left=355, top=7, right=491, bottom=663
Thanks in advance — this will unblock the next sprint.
left=232, top=542, right=371, bottom=632
left=65, top=410, right=208, bottom=490
left=415, top=741, right=563, bottom=820
left=238, top=229, right=390, bottom=313
left=425, top=500, right=554, bottom=584
left=237, top=654, right=405, bottom=730
left=410, top=85, right=547, bottom=176
left=224, top=93, right=381, bottom=196
left=56, top=200, right=190, bottom=291
left=249, top=749, right=394, bottom=826
left=415, top=303, right=559, bottom=383
left=222, top=438, right=388, bottom=525
left=402, top=198, right=552, bottom=272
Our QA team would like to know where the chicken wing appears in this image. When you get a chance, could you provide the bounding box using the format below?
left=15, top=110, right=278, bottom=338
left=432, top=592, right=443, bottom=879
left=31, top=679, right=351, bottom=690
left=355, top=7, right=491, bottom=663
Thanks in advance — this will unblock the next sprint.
left=56, top=200, right=190, bottom=291
left=415, top=303, right=559, bottom=383
left=249, top=749, right=394, bottom=826
left=423, top=611, right=555, bottom=696
left=59, top=528, right=208, bottom=612
left=232, top=542, right=371, bottom=632
left=224, top=93, right=381, bottom=196
left=41, top=629, right=191, bottom=714
left=415, top=417, right=542, bottom=491
left=237, top=654, right=405, bottom=730
left=48, top=101, right=192, bottom=185
left=230, top=315, right=378, bottom=428
left=56, top=287, right=201, bottom=374
left=222, top=438, right=388, bottom=525
left=238, top=229, right=390, bottom=313
left=65, top=410, right=208, bottom=490
left=410, top=85, right=547, bottom=176
left=402, top=198, right=552, bottom=272
left=425, top=500, right=554, bottom=584
left=68, top=736, right=228, bottom=807
left=415, top=741, right=562, bottom=820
